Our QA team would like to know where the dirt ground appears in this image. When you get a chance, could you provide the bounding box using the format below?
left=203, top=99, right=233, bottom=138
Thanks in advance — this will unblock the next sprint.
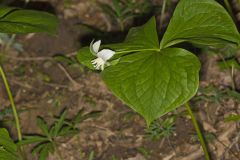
left=0, top=0, right=240, bottom=160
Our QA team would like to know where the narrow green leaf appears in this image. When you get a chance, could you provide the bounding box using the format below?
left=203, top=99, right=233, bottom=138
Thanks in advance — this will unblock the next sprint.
left=81, top=111, right=102, bottom=122
left=52, top=111, right=67, bottom=137
left=112, top=0, right=121, bottom=17
left=72, top=109, right=84, bottom=124
left=37, top=117, right=49, bottom=136
left=160, top=0, right=240, bottom=49
left=0, top=7, right=15, bottom=18
left=98, top=3, right=118, bottom=19
left=39, top=143, right=53, bottom=160
left=73, top=110, right=102, bottom=125
left=58, top=127, right=78, bottom=137
left=102, top=48, right=200, bottom=125
left=0, top=7, right=58, bottom=34
left=226, top=90, right=240, bottom=101
left=0, top=149, right=17, bottom=160
left=88, top=151, right=95, bottom=160
left=0, top=129, right=18, bottom=160
left=32, top=143, right=46, bottom=156
left=224, top=114, right=240, bottom=122
left=0, top=128, right=17, bottom=155
left=18, top=136, right=48, bottom=145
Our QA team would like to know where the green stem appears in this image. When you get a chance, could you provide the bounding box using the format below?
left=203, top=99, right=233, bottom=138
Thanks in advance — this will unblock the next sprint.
left=185, top=102, right=211, bottom=160
left=0, top=65, right=22, bottom=141
left=224, top=0, right=235, bottom=20
left=231, top=66, right=236, bottom=90
left=160, top=0, right=167, bottom=30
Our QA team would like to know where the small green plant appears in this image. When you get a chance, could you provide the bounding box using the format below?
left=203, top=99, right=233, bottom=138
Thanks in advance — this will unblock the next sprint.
left=18, top=111, right=75, bottom=160
left=136, top=147, right=151, bottom=159
left=77, top=0, right=240, bottom=159
left=62, top=109, right=102, bottom=129
left=193, top=85, right=240, bottom=103
left=218, top=58, right=240, bottom=70
left=18, top=110, right=101, bottom=160
left=145, top=115, right=176, bottom=140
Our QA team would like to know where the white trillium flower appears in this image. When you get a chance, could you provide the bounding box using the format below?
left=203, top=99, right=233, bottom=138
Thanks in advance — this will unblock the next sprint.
left=90, top=40, right=115, bottom=71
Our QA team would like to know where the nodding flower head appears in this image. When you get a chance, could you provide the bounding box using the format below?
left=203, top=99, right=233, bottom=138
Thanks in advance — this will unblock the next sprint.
left=90, top=40, right=115, bottom=71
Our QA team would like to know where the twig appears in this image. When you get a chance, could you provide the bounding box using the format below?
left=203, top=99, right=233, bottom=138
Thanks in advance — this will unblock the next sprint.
left=6, top=56, right=52, bottom=61
left=10, top=79, right=33, bottom=89
left=41, top=82, right=69, bottom=89
left=167, top=137, right=177, bottom=158
left=185, top=102, right=211, bottom=160
left=57, top=63, right=81, bottom=90
left=220, top=133, right=240, bottom=160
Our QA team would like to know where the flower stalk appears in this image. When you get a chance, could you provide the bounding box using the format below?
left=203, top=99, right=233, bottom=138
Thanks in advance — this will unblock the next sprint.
left=0, top=65, right=22, bottom=141
left=185, top=102, right=210, bottom=160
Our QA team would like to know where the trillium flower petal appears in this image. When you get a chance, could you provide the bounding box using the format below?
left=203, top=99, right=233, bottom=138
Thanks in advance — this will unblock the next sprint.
left=90, top=40, right=115, bottom=70
left=97, top=49, right=115, bottom=61
left=93, top=40, right=101, bottom=53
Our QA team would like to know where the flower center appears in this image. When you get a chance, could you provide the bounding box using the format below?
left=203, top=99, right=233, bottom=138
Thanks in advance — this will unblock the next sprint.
left=91, top=57, right=105, bottom=70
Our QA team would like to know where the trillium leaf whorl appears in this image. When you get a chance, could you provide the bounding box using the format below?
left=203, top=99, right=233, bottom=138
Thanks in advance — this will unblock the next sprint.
left=77, top=0, right=239, bottom=125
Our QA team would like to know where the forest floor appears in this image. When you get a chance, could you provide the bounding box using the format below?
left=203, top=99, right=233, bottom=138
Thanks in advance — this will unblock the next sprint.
left=0, top=0, right=240, bottom=160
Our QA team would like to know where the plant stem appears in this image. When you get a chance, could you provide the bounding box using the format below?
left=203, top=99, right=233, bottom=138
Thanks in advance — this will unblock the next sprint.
left=231, top=66, right=236, bottom=90
left=224, top=0, right=235, bottom=20
left=185, top=102, right=211, bottom=160
left=160, top=0, right=167, bottom=30
left=0, top=65, right=22, bottom=141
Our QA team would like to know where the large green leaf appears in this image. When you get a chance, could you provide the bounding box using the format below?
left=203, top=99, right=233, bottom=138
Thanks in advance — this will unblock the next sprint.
left=0, top=7, right=15, bottom=18
left=102, top=48, right=200, bottom=125
left=77, top=17, right=159, bottom=69
left=0, top=7, right=58, bottom=34
left=160, top=0, right=240, bottom=49
left=0, top=149, right=18, bottom=160
left=0, top=128, right=18, bottom=160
